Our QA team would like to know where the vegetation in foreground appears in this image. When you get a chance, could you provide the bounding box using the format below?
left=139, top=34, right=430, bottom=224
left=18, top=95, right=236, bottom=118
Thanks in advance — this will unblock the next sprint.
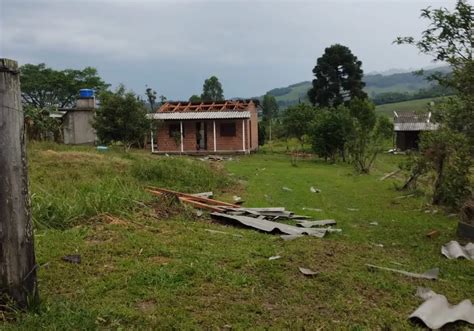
left=3, top=142, right=473, bottom=330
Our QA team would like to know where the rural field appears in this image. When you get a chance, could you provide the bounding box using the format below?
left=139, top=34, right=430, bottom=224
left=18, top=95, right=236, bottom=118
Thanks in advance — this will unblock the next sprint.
left=3, top=142, right=473, bottom=330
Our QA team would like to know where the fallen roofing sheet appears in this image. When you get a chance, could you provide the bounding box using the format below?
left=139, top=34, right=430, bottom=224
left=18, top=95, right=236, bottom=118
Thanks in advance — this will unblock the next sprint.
left=297, top=220, right=336, bottom=228
left=441, top=240, right=474, bottom=260
left=409, top=287, right=474, bottom=329
left=366, top=264, right=439, bottom=280
left=211, top=212, right=327, bottom=238
left=299, top=267, right=319, bottom=276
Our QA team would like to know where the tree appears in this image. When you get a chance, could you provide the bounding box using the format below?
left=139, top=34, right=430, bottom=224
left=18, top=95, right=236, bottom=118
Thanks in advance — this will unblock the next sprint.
left=20, top=63, right=109, bottom=109
left=93, top=85, right=150, bottom=150
left=189, top=94, right=202, bottom=103
left=308, top=44, right=367, bottom=107
left=311, top=106, right=353, bottom=162
left=395, top=0, right=473, bottom=208
left=346, top=98, right=393, bottom=173
left=281, top=103, right=316, bottom=148
left=262, top=94, right=279, bottom=141
left=145, top=86, right=157, bottom=112
left=201, top=76, right=224, bottom=102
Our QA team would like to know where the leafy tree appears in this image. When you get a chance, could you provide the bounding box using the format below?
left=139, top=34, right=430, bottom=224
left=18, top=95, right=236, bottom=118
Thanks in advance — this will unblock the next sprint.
left=281, top=103, right=316, bottom=148
left=145, top=86, right=157, bottom=112
left=93, top=85, right=150, bottom=150
left=395, top=0, right=472, bottom=208
left=308, top=44, right=367, bottom=107
left=262, top=94, right=279, bottom=141
left=201, top=76, right=224, bottom=102
left=20, top=63, right=109, bottom=108
left=346, top=99, right=393, bottom=173
left=189, top=94, right=202, bottom=103
left=311, top=106, right=353, bottom=162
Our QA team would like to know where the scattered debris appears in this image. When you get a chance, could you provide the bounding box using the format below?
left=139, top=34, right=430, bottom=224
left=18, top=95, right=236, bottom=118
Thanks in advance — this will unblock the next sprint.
left=147, top=187, right=342, bottom=238
left=347, top=208, right=359, bottom=212
left=299, top=267, right=319, bottom=276
left=409, top=287, right=474, bottom=329
left=211, top=212, right=327, bottom=238
left=196, top=210, right=204, bottom=217
left=191, top=192, right=213, bottom=199
left=232, top=195, right=243, bottom=204
left=302, top=207, right=323, bottom=212
left=426, top=230, right=439, bottom=239
left=280, top=234, right=304, bottom=241
left=268, top=255, right=281, bottom=260
left=379, top=170, right=400, bottom=181
left=366, top=264, right=438, bottom=280
left=296, top=219, right=337, bottom=228
left=441, top=241, right=474, bottom=260
left=282, top=186, right=293, bottom=192
left=310, top=186, right=321, bottom=193
left=369, top=222, right=378, bottom=226
left=62, top=254, right=81, bottom=264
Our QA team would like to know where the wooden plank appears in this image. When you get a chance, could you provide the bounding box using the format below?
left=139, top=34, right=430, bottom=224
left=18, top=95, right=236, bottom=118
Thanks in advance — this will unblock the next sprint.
left=146, top=187, right=239, bottom=207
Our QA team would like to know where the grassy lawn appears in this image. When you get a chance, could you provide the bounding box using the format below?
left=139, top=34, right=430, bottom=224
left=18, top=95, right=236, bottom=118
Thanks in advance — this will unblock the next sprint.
left=3, top=143, right=473, bottom=330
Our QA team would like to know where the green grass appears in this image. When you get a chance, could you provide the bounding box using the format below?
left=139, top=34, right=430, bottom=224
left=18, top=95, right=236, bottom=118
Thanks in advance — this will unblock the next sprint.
left=375, top=97, right=443, bottom=117
left=3, top=143, right=473, bottom=329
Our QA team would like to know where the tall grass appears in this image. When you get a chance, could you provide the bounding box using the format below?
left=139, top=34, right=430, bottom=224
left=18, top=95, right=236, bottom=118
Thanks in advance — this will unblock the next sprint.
left=28, top=143, right=232, bottom=229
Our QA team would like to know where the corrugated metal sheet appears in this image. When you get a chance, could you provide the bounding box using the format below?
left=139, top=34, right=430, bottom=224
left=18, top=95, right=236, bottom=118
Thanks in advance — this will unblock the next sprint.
left=394, top=122, right=438, bottom=131
left=148, top=111, right=250, bottom=120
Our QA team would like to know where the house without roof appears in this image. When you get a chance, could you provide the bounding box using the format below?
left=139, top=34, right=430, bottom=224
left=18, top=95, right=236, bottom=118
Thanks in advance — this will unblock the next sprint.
left=148, top=100, right=259, bottom=154
left=393, top=111, right=438, bottom=150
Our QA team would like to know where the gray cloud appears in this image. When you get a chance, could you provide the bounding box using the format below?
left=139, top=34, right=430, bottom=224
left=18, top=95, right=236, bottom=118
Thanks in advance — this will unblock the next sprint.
left=1, top=0, right=450, bottom=99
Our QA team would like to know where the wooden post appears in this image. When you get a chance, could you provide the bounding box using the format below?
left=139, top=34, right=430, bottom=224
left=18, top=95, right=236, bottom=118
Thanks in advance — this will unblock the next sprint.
left=213, top=120, right=216, bottom=152
left=0, top=59, right=38, bottom=309
left=242, top=119, right=246, bottom=152
left=179, top=120, right=184, bottom=153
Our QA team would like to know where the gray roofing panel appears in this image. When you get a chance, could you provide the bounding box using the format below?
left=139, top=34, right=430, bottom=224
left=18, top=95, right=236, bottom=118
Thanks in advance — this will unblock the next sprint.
left=148, top=111, right=250, bottom=120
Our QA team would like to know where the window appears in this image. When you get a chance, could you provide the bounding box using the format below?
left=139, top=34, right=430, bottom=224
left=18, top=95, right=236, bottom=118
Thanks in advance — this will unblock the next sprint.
left=220, top=123, right=236, bottom=137
left=168, top=123, right=184, bottom=137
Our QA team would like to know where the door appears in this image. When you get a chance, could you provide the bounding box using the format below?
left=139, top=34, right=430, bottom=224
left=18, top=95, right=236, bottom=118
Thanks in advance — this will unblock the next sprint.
left=196, top=122, right=207, bottom=150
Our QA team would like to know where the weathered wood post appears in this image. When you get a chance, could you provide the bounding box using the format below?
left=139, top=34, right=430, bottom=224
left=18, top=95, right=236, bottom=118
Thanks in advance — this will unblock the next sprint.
left=0, top=58, right=38, bottom=308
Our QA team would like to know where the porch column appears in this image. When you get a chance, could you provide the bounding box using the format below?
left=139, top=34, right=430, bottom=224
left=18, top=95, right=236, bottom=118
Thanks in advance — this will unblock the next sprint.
left=242, top=119, right=246, bottom=152
left=213, top=120, right=216, bottom=152
left=150, top=130, right=155, bottom=153
left=180, top=121, right=184, bottom=153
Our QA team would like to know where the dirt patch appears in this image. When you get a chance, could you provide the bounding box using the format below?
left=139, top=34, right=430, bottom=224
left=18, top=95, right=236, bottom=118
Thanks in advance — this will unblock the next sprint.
left=136, top=299, right=156, bottom=313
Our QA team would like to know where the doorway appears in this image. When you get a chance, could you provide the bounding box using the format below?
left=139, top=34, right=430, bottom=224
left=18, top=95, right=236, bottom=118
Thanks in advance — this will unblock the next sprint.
left=196, top=122, right=207, bottom=150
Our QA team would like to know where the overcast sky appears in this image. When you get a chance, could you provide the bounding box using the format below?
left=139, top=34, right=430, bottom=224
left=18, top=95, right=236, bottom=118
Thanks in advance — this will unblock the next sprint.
left=1, top=0, right=453, bottom=100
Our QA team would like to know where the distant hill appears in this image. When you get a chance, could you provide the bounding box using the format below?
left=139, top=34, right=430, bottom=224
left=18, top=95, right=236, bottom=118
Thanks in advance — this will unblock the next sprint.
left=262, top=66, right=451, bottom=109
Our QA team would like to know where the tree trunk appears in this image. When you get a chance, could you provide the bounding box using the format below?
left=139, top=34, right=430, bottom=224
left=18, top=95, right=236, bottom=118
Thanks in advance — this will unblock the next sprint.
left=0, top=59, right=38, bottom=309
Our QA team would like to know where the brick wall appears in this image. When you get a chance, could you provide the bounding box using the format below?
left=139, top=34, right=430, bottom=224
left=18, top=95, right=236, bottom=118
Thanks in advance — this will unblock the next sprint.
left=155, top=116, right=256, bottom=153
left=249, top=102, right=259, bottom=151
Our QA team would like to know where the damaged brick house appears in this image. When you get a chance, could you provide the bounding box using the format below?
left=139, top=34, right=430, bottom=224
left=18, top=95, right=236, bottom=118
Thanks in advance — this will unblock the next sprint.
left=148, top=100, right=259, bottom=154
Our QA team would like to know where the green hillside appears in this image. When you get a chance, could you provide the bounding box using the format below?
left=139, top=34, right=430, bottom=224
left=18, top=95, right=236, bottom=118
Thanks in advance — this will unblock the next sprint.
left=263, top=67, right=450, bottom=109
left=375, top=97, right=441, bottom=117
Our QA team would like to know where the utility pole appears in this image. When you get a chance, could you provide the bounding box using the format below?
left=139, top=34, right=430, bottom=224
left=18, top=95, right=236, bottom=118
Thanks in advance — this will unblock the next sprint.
left=0, top=58, right=38, bottom=308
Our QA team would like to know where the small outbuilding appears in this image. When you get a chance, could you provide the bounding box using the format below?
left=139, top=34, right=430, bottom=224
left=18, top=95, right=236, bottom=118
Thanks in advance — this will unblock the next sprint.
left=148, top=100, right=259, bottom=154
left=393, top=111, right=438, bottom=151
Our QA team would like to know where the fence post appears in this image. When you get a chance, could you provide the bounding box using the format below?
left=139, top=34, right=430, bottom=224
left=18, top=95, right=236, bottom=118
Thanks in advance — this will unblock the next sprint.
left=0, top=58, right=38, bottom=308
